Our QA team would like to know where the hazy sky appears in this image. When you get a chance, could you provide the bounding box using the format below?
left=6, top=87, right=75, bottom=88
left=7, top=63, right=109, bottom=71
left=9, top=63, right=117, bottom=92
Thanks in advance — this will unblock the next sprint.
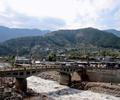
left=0, top=0, right=120, bottom=30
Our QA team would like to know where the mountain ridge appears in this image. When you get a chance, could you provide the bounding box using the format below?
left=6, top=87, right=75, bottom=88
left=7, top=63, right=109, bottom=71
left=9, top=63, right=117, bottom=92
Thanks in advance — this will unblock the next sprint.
left=105, top=29, right=120, bottom=37
left=0, top=27, right=120, bottom=56
left=0, top=26, right=50, bottom=42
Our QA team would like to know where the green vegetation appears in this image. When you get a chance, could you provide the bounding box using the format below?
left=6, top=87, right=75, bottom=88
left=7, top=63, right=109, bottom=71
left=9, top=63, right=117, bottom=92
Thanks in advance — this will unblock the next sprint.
left=0, top=27, right=120, bottom=58
left=1, top=56, right=15, bottom=65
left=47, top=52, right=56, bottom=61
left=67, top=48, right=120, bottom=60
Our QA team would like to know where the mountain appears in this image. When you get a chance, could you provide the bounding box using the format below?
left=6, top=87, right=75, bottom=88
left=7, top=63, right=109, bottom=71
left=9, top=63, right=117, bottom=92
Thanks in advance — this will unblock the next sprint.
left=105, top=29, right=120, bottom=37
left=0, top=27, right=120, bottom=56
left=45, top=27, right=120, bottom=48
left=0, top=26, right=50, bottom=42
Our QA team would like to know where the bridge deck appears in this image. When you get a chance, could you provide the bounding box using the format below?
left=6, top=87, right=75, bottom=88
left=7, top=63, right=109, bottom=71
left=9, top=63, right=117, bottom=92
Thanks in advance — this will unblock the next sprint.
left=0, top=63, right=120, bottom=78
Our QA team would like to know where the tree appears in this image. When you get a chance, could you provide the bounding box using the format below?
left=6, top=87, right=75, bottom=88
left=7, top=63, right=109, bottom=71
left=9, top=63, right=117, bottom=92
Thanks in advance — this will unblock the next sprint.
left=47, top=52, right=56, bottom=61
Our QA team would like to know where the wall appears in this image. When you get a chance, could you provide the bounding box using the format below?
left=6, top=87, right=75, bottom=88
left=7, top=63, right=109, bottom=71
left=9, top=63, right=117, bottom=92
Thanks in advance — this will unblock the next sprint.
left=87, top=69, right=120, bottom=83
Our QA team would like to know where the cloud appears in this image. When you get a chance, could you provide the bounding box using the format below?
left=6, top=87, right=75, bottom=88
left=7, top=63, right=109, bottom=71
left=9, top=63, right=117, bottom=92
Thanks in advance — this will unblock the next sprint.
left=11, top=14, right=66, bottom=30
left=67, top=0, right=120, bottom=29
left=0, top=5, right=66, bottom=30
left=0, top=0, right=120, bottom=30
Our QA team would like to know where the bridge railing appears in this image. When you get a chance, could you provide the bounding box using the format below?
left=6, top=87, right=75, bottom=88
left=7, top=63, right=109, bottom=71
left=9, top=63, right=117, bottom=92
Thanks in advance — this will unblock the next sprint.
left=0, top=62, right=120, bottom=73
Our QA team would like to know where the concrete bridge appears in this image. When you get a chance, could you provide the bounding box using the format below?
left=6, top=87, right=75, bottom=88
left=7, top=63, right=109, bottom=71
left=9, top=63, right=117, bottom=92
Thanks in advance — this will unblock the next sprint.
left=0, top=61, right=120, bottom=93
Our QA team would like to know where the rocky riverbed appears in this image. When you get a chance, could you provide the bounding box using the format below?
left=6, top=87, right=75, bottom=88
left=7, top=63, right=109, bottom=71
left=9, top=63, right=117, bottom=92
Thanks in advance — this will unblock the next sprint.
left=27, top=76, right=120, bottom=100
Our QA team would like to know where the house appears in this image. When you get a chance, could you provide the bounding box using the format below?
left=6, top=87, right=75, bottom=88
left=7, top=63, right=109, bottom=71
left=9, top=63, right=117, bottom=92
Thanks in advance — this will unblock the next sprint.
left=15, top=56, right=31, bottom=64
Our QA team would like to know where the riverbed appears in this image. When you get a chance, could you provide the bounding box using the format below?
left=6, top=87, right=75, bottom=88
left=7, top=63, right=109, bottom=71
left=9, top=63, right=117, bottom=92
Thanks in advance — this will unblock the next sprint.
left=27, top=76, right=120, bottom=100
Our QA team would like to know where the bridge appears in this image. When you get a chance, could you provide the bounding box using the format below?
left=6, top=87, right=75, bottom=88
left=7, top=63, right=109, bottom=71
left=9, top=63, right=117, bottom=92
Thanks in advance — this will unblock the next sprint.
left=0, top=61, right=120, bottom=93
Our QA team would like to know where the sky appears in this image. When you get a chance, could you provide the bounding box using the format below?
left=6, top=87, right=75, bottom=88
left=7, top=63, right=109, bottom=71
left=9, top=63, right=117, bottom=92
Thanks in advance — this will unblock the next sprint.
left=0, top=0, right=120, bottom=30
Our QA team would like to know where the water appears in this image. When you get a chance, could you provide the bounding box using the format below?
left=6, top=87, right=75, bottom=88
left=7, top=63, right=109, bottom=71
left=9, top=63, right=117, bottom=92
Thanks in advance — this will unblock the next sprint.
left=27, top=76, right=120, bottom=100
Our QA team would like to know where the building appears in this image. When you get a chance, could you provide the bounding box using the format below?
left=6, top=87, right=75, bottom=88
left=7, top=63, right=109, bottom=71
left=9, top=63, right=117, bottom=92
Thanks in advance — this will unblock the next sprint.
left=15, top=56, right=31, bottom=64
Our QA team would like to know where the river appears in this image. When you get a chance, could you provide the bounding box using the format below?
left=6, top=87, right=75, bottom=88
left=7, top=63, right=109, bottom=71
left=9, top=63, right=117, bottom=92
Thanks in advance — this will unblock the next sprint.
left=27, top=76, right=120, bottom=100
